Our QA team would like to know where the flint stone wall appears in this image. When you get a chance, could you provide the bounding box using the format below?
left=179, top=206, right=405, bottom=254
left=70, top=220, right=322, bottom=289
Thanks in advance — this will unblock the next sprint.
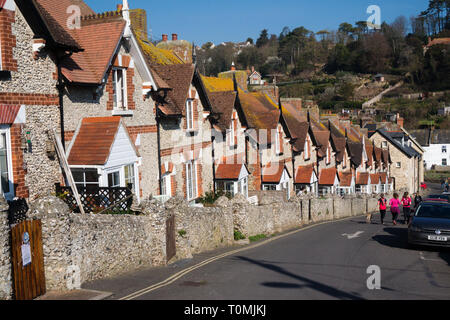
left=27, top=197, right=167, bottom=291
left=0, top=198, right=11, bottom=300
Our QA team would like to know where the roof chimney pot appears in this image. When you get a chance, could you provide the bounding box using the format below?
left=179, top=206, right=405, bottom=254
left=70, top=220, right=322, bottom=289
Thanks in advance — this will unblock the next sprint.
left=172, top=33, right=178, bottom=41
left=162, top=34, right=168, bottom=42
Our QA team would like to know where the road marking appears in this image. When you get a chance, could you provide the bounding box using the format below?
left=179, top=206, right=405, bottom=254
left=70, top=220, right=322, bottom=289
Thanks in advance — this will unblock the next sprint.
left=118, top=215, right=362, bottom=300
left=342, top=231, right=364, bottom=239
left=419, top=251, right=444, bottom=262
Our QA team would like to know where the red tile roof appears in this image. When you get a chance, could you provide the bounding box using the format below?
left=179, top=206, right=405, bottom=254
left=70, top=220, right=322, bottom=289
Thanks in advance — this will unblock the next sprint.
left=0, top=105, right=21, bottom=124
left=262, top=162, right=287, bottom=183
left=356, top=172, right=370, bottom=185
left=319, top=167, right=338, bottom=186
left=370, top=173, right=381, bottom=185
left=365, top=143, right=373, bottom=167
left=295, top=165, right=315, bottom=184
left=338, top=171, right=353, bottom=187
left=215, top=164, right=247, bottom=180
left=68, top=116, right=121, bottom=165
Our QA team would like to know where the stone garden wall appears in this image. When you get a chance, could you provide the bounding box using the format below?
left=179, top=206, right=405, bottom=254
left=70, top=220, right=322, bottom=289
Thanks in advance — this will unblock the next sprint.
left=0, top=192, right=388, bottom=296
left=0, top=199, right=11, bottom=300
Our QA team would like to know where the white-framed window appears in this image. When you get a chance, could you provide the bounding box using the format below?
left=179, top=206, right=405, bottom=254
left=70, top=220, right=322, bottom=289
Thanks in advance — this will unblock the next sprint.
left=112, top=68, right=127, bottom=110
left=262, top=184, right=277, bottom=191
left=442, top=146, right=447, bottom=153
left=161, top=174, right=172, bottom=197
left=186, top=99, right=194, bottom=131
left=304, top=137, right=310, bottom=159
left=229, top=118, right=235, bottom=147
left=107, top=170, right=121, bottom=188
left=185, top=160, right=197, bottom=200
left=124, top=164, right=135, bottom=192
left=275, top=129, right=280, bottom=155
left=396, top=162, right=401, bottom=168
left=71, top=168, right=100, bottom=189
left=443, top=159, right=447, bottom=166
left=382, top=141, right=387, bottom=148
left=326, top=145, right=331, bottom=164
left=0, top=128, right=14, bottom=200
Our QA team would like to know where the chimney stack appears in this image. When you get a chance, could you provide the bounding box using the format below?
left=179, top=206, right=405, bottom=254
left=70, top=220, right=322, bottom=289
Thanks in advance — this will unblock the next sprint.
left=172, top=33, right=178, bottom=41
left=162, top=34, right=168, bottom=42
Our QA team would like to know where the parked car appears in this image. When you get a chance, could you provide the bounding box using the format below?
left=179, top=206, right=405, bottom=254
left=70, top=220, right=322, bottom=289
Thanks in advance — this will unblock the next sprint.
left=408, top=201, right=450, bottom=248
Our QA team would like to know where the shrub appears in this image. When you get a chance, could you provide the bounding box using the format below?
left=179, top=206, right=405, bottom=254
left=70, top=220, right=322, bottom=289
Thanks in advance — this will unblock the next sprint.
left=198, top=190, right=232, bottom=205
left=249, top=234, right=267, bottom=242
left=234, top=230, right=245, bottom=241
left=178, top=229, right=187, bottom=237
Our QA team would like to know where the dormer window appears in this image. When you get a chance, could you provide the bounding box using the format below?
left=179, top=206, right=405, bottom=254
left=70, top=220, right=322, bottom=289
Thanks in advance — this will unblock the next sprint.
left=112, top=68, right=127, bottom=110
left=186, top=99, right=194, bottom=131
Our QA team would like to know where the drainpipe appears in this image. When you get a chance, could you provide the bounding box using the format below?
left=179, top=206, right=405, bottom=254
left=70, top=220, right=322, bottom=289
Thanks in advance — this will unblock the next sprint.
left=55, top=53, right=68, bottom=151
left=156, top=108, right=163, bottom=195
left=211, top=126, right=216, bottom=193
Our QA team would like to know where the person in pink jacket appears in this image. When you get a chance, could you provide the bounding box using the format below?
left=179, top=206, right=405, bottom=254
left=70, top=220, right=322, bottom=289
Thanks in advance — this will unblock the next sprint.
left=389, top=193, right=401, bottom=225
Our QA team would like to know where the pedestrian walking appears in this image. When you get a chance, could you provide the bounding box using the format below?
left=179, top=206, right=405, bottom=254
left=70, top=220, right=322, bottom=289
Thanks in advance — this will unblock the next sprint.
left=389, top=193, right=401, bottom=225
left=442, top=180, right=446, bottom=191
left=401, top=192, right=412, bottom=225
left=414, top=193, right=422, bottom=209
left=378, top=194, right=387, bottom=225
left=420, top=182, right=427, bottom=191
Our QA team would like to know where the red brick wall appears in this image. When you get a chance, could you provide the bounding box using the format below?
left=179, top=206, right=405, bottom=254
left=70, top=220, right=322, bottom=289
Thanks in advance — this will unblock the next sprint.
left=106, top=70, right=114, bottom=110
left=127, top=68, right=135, bottom=110
left=0, top=8, right=18, bottom=72
left=0, top=93, right=59, bottom=105
left=196, top=162, right=203, bottom=197
left=10, top=124, right=28, bottom=198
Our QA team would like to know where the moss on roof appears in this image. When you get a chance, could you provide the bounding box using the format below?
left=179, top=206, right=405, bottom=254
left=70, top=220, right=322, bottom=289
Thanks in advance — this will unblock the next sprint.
left=200, top=75, right=234, bottom=92
left=137, top=36, right=183, bottom=65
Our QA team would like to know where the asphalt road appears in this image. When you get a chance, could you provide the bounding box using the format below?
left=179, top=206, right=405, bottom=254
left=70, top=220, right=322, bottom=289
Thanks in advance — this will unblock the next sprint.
left=83, top=183, right=450, bottom=300
left=84, top=214, right=450, bottom=300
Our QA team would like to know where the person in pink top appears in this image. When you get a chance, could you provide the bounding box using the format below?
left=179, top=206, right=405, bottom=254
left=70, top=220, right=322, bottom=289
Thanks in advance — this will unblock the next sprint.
left=389, top=193, right=401, bottom=225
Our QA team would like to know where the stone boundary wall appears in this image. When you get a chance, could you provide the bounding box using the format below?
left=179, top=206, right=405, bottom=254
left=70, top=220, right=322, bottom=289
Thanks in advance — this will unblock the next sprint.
left=0, top=193, right=391, bottom=296
left=0, top=199, right=11, bottom=300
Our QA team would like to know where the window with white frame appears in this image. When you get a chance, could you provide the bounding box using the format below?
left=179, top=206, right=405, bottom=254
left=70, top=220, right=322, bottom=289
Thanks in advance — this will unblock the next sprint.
left=396, top=162, right=401, bottom=168
left=304, top=137, right=310, bottom=159
left=262, top=184, right=277, bottom=191
left=443, top=146, right=447, bottom=153
left=0, top=130, right=13, bottom=199
left=185, top=161, right=197, bottom=200
left=326, top=145, right=331, bottom=164
left=229, top=118, right=235, bottom=147
left=112, top=68, right=127, bottom=110
left=161, top=174, right=172, bottom=197
left=108, top=171, right=121, bottom=188
left=72, top=168, right=100, bottom=190
left=124, top=164, right=135, bottom=192
left=443, top=158, right=447, bottom=166
left=382, top=141, right=387, bottom=148
left=275, top=129, right=280, bottom=155
left=186, top=99, right=194, bottom=131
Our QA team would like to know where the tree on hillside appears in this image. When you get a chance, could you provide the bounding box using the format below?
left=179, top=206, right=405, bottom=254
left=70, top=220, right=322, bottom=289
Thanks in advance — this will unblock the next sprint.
left=256, top=29, right=269, bottom=47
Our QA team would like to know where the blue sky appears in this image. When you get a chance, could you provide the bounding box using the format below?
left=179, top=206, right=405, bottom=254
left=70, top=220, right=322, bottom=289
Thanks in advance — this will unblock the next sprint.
left=85, top=0, right=429, bottom=45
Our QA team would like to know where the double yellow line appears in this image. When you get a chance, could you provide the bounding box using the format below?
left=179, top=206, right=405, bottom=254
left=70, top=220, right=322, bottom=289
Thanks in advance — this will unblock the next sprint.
left=119, top=215, right=357, bottom=300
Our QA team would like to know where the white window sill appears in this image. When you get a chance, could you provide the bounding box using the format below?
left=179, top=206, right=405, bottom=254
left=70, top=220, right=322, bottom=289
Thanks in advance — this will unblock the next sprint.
left=112, top=109, right=134, bottom=116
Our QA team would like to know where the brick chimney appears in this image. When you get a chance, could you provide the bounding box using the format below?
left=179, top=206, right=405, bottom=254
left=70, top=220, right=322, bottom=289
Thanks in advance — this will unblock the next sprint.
left=117, top=4, right=123, bottom=10
left=162, top=34, right=168, bottom=42
left=172, top=33, right=178, bottom=41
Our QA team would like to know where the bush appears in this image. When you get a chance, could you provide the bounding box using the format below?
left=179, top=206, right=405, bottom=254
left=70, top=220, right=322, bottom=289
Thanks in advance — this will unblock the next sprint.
left=248, top=234, right=267, bottom=242
left=198, top=190, right=232, bottom=205
left=234, top=230, right=246, bottom=241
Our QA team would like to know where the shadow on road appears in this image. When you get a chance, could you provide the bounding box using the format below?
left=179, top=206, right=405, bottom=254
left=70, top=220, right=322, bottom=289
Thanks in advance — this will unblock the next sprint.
left=236, top=256, right=364, bottom=300
left=372, top=227, right=409, bottom=249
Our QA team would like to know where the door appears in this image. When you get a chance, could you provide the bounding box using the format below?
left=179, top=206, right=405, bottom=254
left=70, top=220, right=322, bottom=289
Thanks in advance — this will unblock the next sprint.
left=0, top=127, right=13, bottom=200
left=10, top=220, right=46, bottom=300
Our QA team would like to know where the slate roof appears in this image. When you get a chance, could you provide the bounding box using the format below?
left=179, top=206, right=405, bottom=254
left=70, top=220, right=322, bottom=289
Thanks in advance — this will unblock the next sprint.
left=429, top=129, right=450, bottom=145
left=347, top=141, right=363, bottom=167
left=409, top=129, right=430, bottom=146
left=376, top=128, right=421, bottom=158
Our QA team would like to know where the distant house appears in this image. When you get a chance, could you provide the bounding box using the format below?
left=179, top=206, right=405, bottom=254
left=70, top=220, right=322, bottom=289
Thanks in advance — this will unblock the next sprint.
left=248, top=67, right=265, bottom=85
left=410, top=129, right=450, bottom=169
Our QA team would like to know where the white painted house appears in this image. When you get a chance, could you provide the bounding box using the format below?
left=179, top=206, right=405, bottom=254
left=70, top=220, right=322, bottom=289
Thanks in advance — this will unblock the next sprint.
left=410, top=129, right=450, bottom=169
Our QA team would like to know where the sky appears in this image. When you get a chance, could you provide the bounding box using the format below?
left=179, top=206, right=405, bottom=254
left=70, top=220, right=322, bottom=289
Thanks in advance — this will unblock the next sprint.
left=85, top=0, right=429, bottom=45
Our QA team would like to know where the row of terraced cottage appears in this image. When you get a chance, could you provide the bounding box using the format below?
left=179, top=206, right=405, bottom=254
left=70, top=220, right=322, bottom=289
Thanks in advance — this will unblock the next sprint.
left=0, top=0, right=425, bottom=209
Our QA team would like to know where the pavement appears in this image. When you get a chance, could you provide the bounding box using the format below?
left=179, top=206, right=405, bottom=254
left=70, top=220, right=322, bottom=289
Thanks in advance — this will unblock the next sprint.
left=40, top=183, right=450, bottom=300
left=35, top=289, right=112, bottom=300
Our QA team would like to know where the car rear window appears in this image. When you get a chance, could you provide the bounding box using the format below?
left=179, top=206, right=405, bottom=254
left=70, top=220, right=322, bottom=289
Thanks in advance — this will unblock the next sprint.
left=415, top=204, right=450, bottom=219
left=427, top=195, right=449, bottom=200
